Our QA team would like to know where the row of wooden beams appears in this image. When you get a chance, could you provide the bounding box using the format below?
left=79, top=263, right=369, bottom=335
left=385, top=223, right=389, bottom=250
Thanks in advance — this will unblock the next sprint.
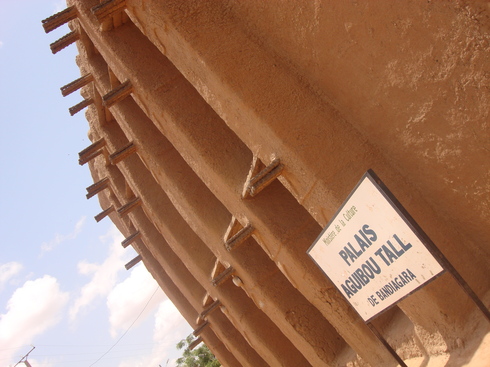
left=65, top=78, right=130, bottom=120
left=46, top=19, right=288, bottom=347
left=69, top=86, right=132, bottom=117
left=95, top=197, right=141, bottom=222
left=43, top=5, right=144, bottom=276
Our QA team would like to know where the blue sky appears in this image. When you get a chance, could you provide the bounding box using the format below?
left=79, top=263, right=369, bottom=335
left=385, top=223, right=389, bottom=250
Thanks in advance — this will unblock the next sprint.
left=0, top=1, right=191, bottom=366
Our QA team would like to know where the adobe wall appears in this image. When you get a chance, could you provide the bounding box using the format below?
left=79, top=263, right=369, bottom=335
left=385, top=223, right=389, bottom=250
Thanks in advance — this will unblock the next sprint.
left=43, top=1, right=490, bottom=366
left=227, top=0, right=490, bottom=259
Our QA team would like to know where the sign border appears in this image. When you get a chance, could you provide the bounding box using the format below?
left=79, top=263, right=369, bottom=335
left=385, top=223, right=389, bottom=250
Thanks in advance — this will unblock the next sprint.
left=307, top=169, right=446, bottom=322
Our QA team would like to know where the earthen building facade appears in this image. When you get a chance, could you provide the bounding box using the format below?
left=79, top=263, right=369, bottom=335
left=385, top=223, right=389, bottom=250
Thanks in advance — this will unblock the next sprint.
left=43, top=1, right=490, bottom=366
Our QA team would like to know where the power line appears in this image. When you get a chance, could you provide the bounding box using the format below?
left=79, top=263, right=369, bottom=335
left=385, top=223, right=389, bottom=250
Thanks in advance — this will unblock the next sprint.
left=88, top=286, right=160, bottom=367
left=12, top=346, right=35, bottom=367
left=0, top=347, right=153, bottom=363
left=33, top=342, right=160, bottom=347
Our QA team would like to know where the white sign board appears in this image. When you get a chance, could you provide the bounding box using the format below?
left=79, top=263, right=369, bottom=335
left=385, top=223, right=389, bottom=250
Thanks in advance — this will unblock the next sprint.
left=308, top=171, right=444, bottom=322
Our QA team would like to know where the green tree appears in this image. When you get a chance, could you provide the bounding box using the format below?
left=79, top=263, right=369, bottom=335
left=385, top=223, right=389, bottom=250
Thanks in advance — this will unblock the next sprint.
left=176, top=334, right=221, bottom=367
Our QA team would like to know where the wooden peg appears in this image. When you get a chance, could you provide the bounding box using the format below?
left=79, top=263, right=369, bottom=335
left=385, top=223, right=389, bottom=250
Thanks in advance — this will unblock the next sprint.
left=94, top=206, right=114, bottom=222
left=61, top=74, right=94, bottom=97
left=109, top=142, right=137, bottom=165
left=197, top=299, right=221, bottom=324
left=79, top=149, right=104, bottom=166
left=188, top=337, right=203, bottom=351
left=225, top=224, right=254, bottom=251
left=117, top=197, right=141, bottom=217
left=243, top=158, right=284, bottom=198
left=125, top=254, right=142, bottom=270
left=50, top=31, right=79, bottom=54
left=121, top=231, right=141, bottom=248
left=199, top=299, right=221, bottom=320
left=192, top=320, right=209, bottom=336
left=86, top=177, right=110, bottom=199
left=42, top=6, right=77, bottom=33
left=69, top=98, right=93, bottom=116
left=79, top=139, right=106, bottom=165
left=211, top=266, right=235, bottom=287
left=91, top=0, right=127, bottom=23
left=102, top=80, right=132, bottom=108
left=79, top=138, right=106, bottom=159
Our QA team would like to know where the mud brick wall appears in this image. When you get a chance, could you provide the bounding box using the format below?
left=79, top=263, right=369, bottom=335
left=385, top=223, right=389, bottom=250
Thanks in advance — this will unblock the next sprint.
left=43, top=1, right=490, bottom=366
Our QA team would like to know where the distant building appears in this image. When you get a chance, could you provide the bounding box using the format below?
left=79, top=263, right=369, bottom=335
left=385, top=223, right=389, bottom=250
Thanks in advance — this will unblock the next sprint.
left=43, top=1, right=490, bottom=366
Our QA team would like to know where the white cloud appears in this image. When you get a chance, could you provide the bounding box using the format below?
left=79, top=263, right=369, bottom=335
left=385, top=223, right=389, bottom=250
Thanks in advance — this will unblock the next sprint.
left=69, top=226, right=127, bottom=321
left=117, top=300, right=192, bottom=367
left=0, top=276, right=69, bottom=365
left=54, top=0, right=66, bottom=13
left=107, top=264, right=166, bottom=338
left=0, top=41, right=3, bottom=49
left=151, top=300, right=192, bottom=366
left=40, top=216, right=86, bottom=254
left=25, top=357, right=55, bottom=367
left=0, top=262, right=23, bottom=290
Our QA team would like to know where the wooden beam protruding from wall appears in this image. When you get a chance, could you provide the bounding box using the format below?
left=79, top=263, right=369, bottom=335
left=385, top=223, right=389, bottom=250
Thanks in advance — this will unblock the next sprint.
left=117, top=197, right=141, bottom=217
left=121, top=231, right=141, bottom=248
left=79, top=138, right=106, bottom=166
left=42, top=6, right=77, bottom=33
left=102, top=80, right=133, bottom=108
left=61, top=74, right=94, bottom=97
left=79, top=138, right=106, bottom=158
left=69, top=98, right=94, bottom=116
left=242, top=157, right=284, bottom=198
left=86, top=177, right=110, bottom=199
left=211, top=266, right=235, bottom=287
left=109, top=142, right=137, bottom=165
left=91, top=0, right=127, bottom=23
left=50, top=31, right=79, bottom=54
left=79, top=150, right=104, bottom=166
left=192, top=321, right=210, bottom=337
left=200, top=299, right=221, bottom=320
left=188, top=337, right=203, bottom=351
left=125, top=254, right=142, bottom=270
left=223, top=217, right=254, bottom=251
left=196, top=298, right=222, bottom=325
left=94, top=206, right=114, bottom=222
